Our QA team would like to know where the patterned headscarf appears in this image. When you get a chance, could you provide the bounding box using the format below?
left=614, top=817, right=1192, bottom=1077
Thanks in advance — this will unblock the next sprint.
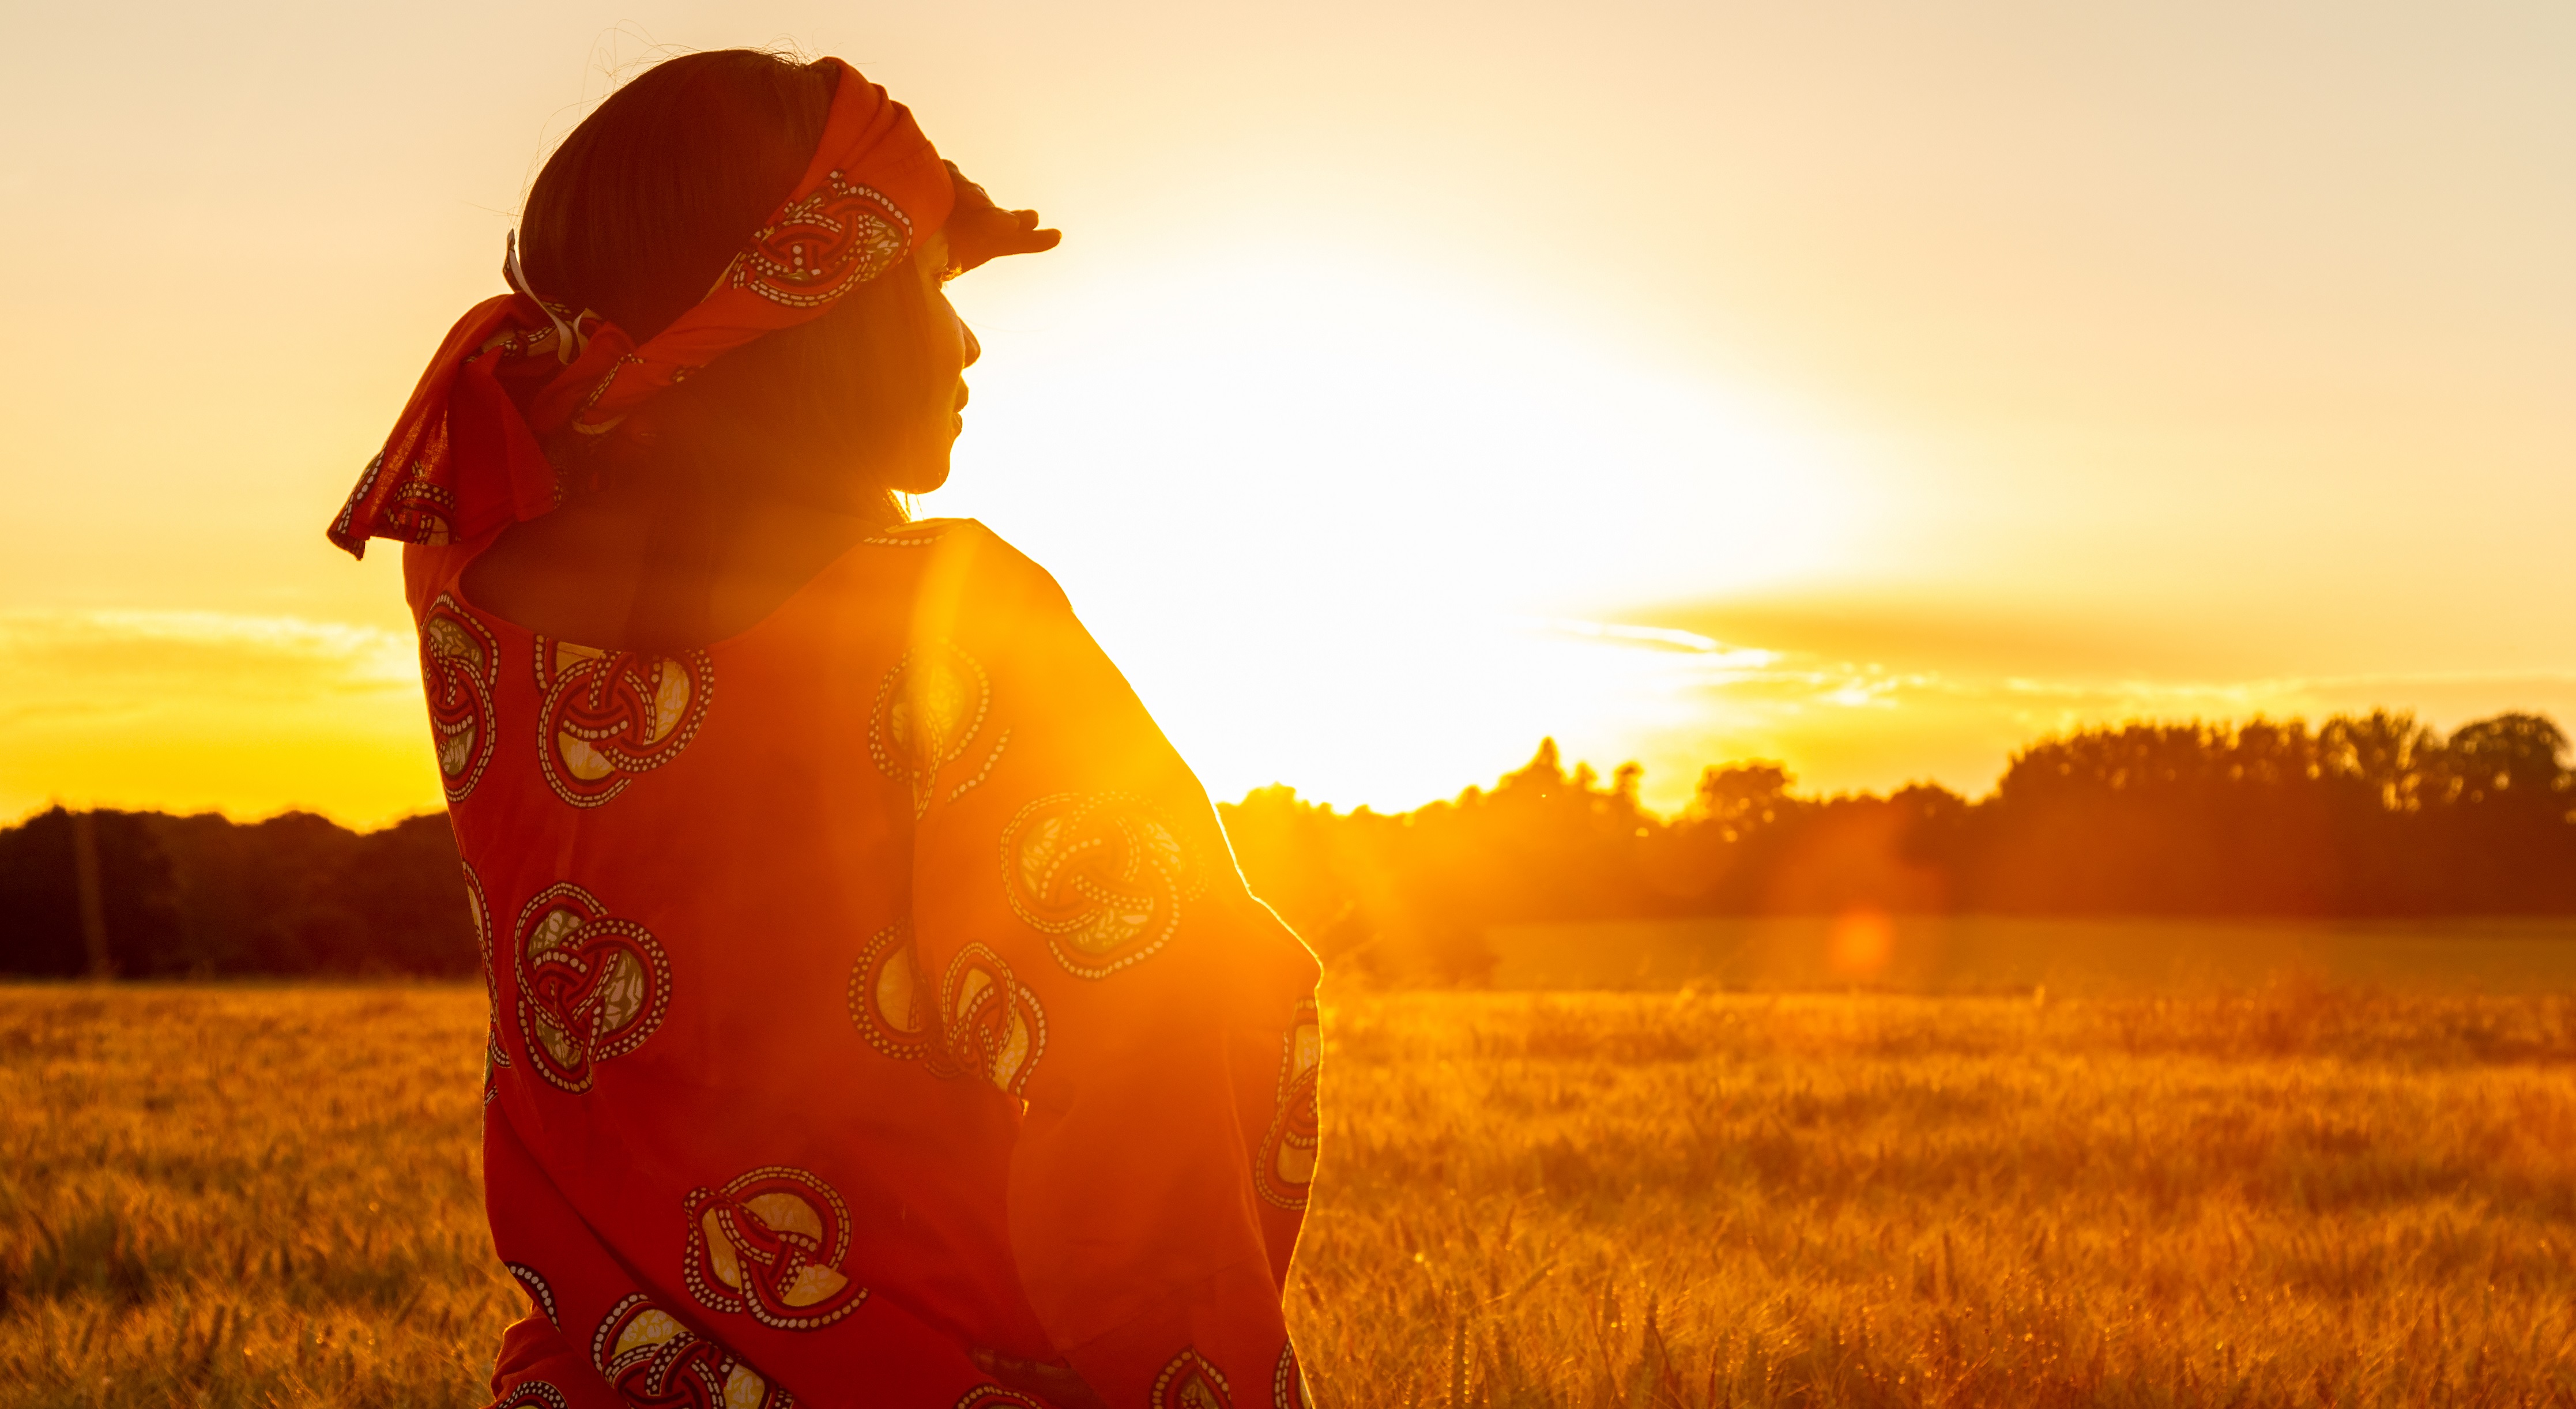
left=327, top=58, right=1053, bottom=559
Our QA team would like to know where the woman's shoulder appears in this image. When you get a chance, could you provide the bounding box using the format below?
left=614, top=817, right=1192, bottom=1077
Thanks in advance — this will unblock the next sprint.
left=850, top=517, right=1075, bottom=617
left=856, top=515, right=1035, bottom=568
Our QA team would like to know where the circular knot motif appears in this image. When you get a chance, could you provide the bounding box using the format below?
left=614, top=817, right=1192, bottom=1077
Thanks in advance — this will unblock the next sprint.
left=505, top=1262, right=556, bottom=1329
left=420, top=596, right=498, bottom=803
left=682, top=1166, right=867, bottom=1331
left=869, top=643, right=993, bottom=816
left=514, top=883, right=671, bottom=1093
left=850, top=926, right=1048, bottom=1095
left=1152, top=1350, right=1234, bottom=1409
left=1000, top=793, right=1207, bottom=979
left=941, top=944, right=1047, bottom=1097
left=848, top=922, right=935, bottom=1064
left=733, top=176, right=911, bottom=309
left=1253, top=999, right=1321, bottom=1211
left=387, top=458, right=459, bottom=547
left=468, top=864, right=509, bottom=1101
left=1274, top=1344, right=1313, bottom=1409
left=593, top=1292, right=792, bottom=1409
left=534, top=639, right=714, bottom=808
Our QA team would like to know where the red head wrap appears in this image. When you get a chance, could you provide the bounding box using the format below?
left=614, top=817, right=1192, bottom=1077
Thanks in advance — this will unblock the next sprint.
left=327, top=59, right=955, bottom=558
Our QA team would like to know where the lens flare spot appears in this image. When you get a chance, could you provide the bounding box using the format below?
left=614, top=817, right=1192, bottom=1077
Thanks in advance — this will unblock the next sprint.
left=1829, top=908, right=1895, bottom=980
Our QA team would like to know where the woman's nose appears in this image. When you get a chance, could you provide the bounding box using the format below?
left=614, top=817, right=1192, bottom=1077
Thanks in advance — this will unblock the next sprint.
left=961, top=322, right=982, bottom=370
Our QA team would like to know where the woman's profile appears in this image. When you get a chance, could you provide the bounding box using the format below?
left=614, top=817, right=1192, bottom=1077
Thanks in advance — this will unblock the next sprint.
left=329, top=49, right=1321, bottom=1409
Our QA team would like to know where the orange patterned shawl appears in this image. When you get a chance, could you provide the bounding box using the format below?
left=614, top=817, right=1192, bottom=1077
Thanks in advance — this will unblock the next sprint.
left=409, top=520, right=1321, bottom=1408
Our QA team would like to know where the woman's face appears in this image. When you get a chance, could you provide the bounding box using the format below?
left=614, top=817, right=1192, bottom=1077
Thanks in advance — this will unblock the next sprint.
left=887, top=232, right=979, bottom=495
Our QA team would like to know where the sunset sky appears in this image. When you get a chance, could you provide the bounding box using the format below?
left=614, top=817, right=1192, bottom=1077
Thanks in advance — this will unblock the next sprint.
left=2, top=1, right=2570, bottom=826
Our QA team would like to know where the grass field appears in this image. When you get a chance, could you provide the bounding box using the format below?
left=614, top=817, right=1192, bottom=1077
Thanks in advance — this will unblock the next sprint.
left=5, top=980, right=2576, bottom=1407
left=1483, top=915, right=2576, bottom=995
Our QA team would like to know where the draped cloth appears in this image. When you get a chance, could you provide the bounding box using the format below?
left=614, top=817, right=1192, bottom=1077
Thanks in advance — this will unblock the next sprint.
left=410, top=519, right=1321, bottom=1408
left=345, top=53, right=1305, bottom=1403
left=327, top=57, right=955, bottom=560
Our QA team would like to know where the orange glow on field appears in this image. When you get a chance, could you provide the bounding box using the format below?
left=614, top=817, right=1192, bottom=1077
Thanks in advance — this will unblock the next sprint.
left=1828, top=909, right=1895, bottom=982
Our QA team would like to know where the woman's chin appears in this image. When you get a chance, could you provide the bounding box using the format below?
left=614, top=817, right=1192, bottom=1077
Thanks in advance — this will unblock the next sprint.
left=889, top=462, right=953, bottom=496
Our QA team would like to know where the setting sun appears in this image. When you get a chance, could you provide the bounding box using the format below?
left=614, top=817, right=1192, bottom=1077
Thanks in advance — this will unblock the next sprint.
left=927, top=250, right=1854, bottom=810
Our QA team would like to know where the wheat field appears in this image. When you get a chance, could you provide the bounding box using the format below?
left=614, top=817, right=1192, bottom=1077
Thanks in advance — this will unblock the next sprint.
left=5, top=984, right=2575, bottom=1408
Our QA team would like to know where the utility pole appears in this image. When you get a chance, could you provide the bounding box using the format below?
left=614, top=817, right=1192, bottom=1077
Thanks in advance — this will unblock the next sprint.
left=70, top=810, right=112, bottom=979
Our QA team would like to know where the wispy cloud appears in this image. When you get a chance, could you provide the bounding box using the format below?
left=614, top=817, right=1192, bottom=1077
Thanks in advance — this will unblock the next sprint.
left=0, top=609, right=417, bottom=715
left=0, top=610, right=435, bottom=827
left=1516, top=615, right=1765, bottom=660
left=1461, top=611, right=2576, bottom=806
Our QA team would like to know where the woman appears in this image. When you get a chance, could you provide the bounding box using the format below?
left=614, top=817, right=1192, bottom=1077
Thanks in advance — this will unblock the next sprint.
left=329, top=50, right=1321, bottom=1409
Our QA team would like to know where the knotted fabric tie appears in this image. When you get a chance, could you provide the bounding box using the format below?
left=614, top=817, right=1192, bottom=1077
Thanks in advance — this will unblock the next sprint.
left=327, top=58, right=958, bottom=558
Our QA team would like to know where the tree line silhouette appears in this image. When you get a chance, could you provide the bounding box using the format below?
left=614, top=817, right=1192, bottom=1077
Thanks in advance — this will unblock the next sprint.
left=2, top=709, right=2569, bottom=979
left=1222, top=709, right=2576, bottom=979
left=0, top=810, right=471, bottom=978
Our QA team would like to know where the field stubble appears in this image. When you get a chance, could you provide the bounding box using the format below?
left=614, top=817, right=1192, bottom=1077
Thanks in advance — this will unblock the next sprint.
left=3, top=984, right=2574, bottom=1407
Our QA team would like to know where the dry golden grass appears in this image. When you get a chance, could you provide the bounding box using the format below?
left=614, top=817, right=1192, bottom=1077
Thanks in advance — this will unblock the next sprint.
left=5, top=983, right=2576, bottom=1407
left=0, top=989, right=506, bottom=1406
left=1296, top=987, right=2576, bottom=1408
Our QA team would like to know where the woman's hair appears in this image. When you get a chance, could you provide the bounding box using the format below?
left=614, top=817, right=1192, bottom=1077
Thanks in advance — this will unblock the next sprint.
left=520, top=50, right=948, bottom=519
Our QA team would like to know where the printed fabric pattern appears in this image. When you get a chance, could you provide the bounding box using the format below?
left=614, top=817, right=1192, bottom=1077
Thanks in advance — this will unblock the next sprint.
left=410, top=518, right=1320, bottom=1409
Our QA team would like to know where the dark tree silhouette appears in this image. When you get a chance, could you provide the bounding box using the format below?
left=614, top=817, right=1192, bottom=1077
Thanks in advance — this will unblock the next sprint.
left=0, top=810, right=473, bottom=977
left=0, top=809, right=182, bottom=976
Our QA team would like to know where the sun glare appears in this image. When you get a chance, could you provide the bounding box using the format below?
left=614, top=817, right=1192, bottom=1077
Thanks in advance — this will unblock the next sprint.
left=927, top=248, right=1857, bottom=812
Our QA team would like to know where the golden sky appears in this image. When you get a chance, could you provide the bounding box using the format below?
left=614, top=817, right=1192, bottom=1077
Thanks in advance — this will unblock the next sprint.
left=2, top=1, right=2570, bottom=825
